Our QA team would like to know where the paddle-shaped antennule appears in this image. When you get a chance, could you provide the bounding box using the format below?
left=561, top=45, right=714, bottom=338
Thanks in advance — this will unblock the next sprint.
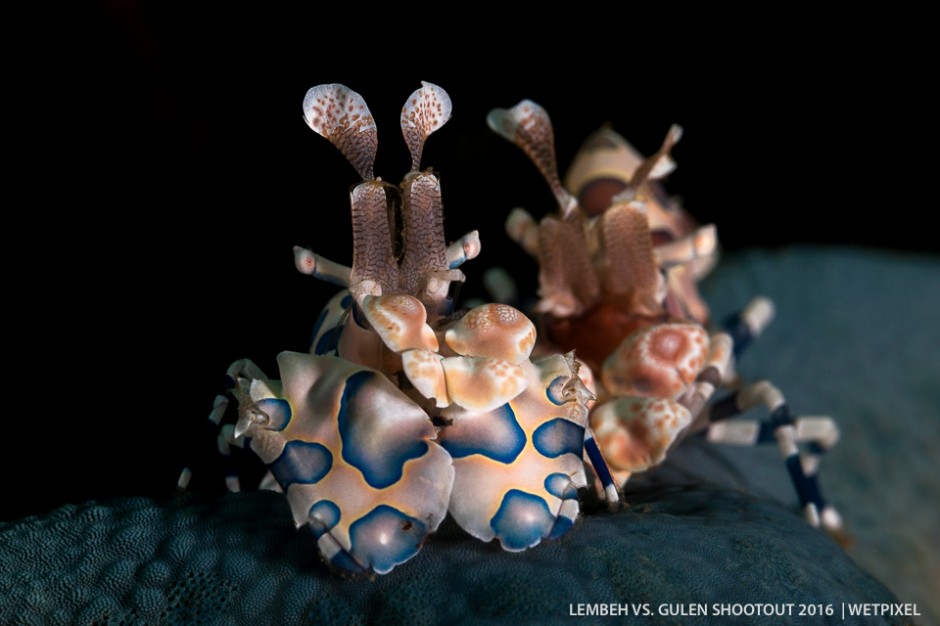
left=488, top=100, right=577, bottom=217
left=303, top=84, right=378, bottom=180
left=401, top=81, right=453, bottom=171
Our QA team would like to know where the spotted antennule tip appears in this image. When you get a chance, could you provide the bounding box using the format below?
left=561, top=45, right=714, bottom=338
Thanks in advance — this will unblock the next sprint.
left=401, top=81, right=453, bottom=136
left=303, top=83, right=377, bottom=180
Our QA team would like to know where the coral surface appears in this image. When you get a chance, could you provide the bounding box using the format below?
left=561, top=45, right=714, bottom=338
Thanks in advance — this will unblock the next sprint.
left=0, top=486, right=901, bottom=626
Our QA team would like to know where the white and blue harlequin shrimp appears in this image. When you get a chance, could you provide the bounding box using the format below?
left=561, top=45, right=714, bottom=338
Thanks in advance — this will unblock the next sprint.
left=231, top=353, right=453, bottom=575
left=488, top=99, right=848, bottom=544
left=438, top=351, right=595, bottom=550
left=184, top=83, right=619, bottom=575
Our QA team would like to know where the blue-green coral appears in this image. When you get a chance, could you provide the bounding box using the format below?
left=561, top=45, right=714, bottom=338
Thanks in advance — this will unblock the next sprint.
left=0, top=483, right=903, bottom=626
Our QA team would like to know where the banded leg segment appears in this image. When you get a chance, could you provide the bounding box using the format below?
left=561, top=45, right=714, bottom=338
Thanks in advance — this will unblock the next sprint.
left=178, top=358, right=272, bottom=493
left=584, top=428, right=620, bottom=507
left=723, top=296, right=775, bottom=360
left=705, top=381, right=845, bottom=539
left=177, top=393, right=238, bottom=491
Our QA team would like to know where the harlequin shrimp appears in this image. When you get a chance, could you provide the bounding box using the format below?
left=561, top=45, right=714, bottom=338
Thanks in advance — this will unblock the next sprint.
left=181, top=83, right=617, bottom=575
left=488, top=99, right=847, bottom=542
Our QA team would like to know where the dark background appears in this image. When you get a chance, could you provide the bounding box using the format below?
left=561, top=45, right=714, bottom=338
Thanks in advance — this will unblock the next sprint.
left=9, top=4, right=930, bottom=521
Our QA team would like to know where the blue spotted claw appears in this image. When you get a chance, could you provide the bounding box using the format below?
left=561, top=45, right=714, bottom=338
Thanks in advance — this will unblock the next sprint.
left=437, top=352, right=593, bottom=551
left=235, top=351, right=454, bottom=575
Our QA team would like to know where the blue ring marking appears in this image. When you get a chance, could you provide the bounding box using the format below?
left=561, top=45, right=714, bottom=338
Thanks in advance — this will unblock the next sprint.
left=723, top=313, right=753, bottom=358
left=339, top=371, right=429, bottom=489
left=532, top=418, right=585, bottom=459
left=307, top=500, right=341, bottom=540
left=757, top=421, right=776, bottom=443
left=489, top=490, right=553, bottom=551
left=329, top=550, right=365, bottom=574
left=347, top=505, right=428, bottom=574
left=547, top=514, right=574, bottom=541
left=545, top=376, right=568, bottom=406
left=439, top=404, right=526, bottom=464
left=340, top=294, right=352, bottom=309
left=254, top=398, right=291, bottom=431
left=786, top=454, right=825, bottom=508
left=268, top=440, right=333, bottom=490
left=584, top=437, right=615, bottom=489
left=770, top=404, right=792, bottom=428
left=806, top=442, right=827, bottom=456
left=803, top=473, right=826, bottom=508
left=709, top=393, right=739, bottom=422
left=544, top=473, right=577, bottom=500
